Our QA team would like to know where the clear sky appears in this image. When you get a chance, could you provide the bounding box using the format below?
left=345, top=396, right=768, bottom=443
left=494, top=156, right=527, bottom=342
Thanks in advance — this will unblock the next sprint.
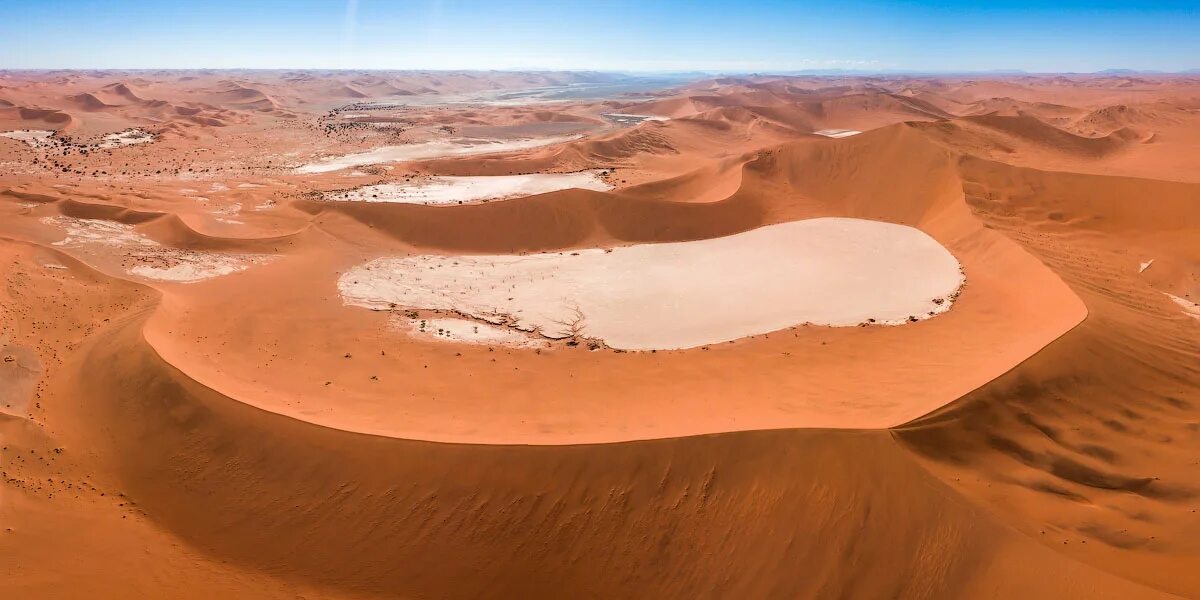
left=2, top=0, right=1197, bottom=73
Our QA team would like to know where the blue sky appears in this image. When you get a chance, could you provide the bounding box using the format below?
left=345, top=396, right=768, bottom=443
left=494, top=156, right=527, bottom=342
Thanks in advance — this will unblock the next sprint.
left=2, top=1, right=1197, bottom=72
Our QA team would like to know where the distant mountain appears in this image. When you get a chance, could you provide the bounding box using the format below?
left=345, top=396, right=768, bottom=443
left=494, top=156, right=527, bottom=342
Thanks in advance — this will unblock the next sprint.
left=1095, top=68, right=1164, bottom=75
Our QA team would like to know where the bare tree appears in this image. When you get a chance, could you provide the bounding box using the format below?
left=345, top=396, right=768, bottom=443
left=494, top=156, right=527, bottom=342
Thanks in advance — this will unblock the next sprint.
left=550, top=304, right=588, bottom=345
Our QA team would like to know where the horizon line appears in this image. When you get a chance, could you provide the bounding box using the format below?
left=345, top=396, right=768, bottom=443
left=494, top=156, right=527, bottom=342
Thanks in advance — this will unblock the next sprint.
left=2, top=67, right=1198, bottom=76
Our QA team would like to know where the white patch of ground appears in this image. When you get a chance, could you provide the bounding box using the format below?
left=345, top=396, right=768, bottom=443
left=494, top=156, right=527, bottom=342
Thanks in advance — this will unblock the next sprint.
left=237, top=183, right=266, bottom=189
left=129, top=253, right=265, bottom=282
left=1139, top=259, right=1155, bottom=273
left=296, top=135, right=580, bottom=174
left=40, top=216, right=270, bottom=283
left=47, top=216, right=158, bottom=247
left=1, top=130, right=55, bottom=147
left=209, top=182, right=231, bottom=192
left=602, top=113, right=670, bottom=125
left=99, top=129, right=155, bottom=149
left=338, top=217, right=965, bottom=350
left=329, top=171, right=611, bottom=205
left=1165, top=292, right=1200, bottom=321
left=392, top=315, right=544, bottom=348
left=211, top=202, right=242, bottom=216
left=813, top=129, right=863, bottom=138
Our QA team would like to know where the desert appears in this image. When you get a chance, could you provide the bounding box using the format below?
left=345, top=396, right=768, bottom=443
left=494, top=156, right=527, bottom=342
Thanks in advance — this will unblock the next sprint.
left=1, top=4, right=1199, bottom=598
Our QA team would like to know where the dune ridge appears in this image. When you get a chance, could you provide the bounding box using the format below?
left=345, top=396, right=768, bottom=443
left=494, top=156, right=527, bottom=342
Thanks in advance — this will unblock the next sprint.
left=2, top=70, right=1198, bottom=599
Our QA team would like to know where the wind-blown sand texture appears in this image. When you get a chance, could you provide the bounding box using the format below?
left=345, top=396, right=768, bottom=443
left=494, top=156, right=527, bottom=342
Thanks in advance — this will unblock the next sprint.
left=0, top=70, right=1197, bottom=599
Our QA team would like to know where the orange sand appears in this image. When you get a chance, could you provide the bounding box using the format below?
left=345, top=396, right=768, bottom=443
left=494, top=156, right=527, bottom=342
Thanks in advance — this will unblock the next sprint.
left=1, top=70, right=1197, bottom=599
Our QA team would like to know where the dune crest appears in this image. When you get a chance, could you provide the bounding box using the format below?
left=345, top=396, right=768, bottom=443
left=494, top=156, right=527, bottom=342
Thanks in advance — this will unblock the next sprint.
left=2, top=69, right=1197, bottom=599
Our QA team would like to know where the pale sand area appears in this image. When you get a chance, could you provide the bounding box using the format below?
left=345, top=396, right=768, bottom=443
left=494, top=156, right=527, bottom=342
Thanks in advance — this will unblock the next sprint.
left=339, top=217, right=964, bottom=350
left=0, top=336, right=40, bottom=416
left=0, top=129, right=55, bottom=147
left=41, top=216, right=270, bottom=283
left=99, top=128, right=155, bottom=148
left=601, top=113, right=670, bottom=125
left=813, top=129, right=863, bottom=138
left=327, top=171, right=611, bottom=205
left=1, top=128, right=153, bottom=151
left=296, top=135, right=580, bottom=174
left=1165, top=292, right=1200, bottom=320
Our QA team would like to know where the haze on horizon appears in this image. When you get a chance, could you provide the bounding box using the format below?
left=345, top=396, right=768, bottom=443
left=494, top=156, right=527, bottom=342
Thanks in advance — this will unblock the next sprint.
left=2, top=0, right=1198, bottom=74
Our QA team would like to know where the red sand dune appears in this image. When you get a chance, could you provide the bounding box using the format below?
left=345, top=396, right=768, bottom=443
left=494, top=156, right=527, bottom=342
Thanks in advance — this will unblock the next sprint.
left=0, top=70, right=1197, bottom=599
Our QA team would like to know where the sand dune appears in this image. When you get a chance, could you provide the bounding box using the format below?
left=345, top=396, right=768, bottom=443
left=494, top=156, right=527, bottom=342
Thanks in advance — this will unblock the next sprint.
left=40, top=215, right=272, bottom=283
left=1, top=70, right=1198, bottom=599
left=64, top=92, right=116, bottom=111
